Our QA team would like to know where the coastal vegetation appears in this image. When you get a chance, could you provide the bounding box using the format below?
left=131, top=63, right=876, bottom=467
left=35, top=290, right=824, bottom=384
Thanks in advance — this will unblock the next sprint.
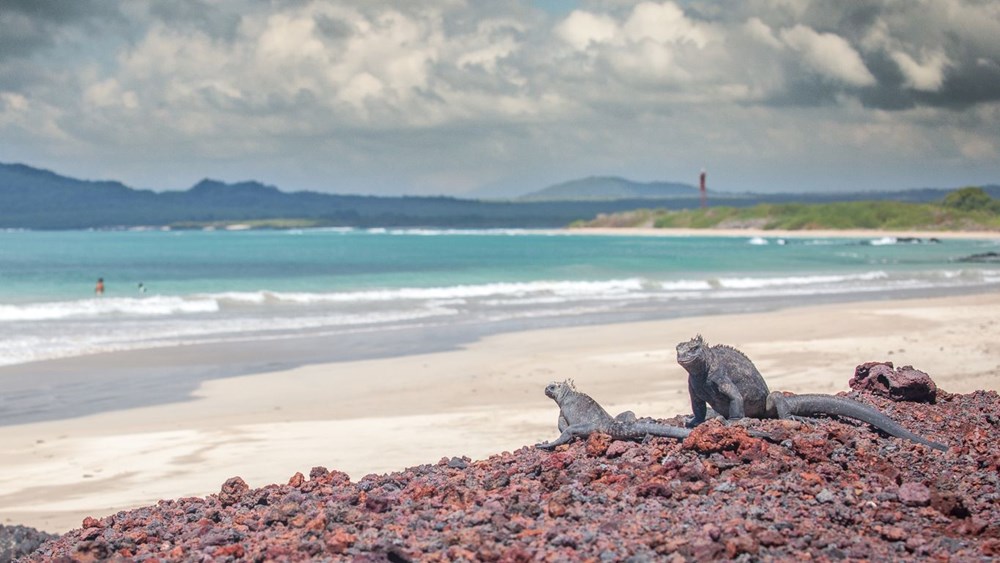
left=574, top=187, right=1000, bottom=231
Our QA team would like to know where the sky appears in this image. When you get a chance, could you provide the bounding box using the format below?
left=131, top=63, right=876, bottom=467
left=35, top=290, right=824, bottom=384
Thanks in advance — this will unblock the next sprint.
left=1, top=0, right=999, bottom=197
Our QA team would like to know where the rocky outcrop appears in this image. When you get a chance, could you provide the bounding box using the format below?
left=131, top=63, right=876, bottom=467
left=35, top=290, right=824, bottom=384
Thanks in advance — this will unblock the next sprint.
left=22, top=372, right=1000, bottom=561
left=957, top=251, right=1000, bottom=263
left=850, top=361, right=938, bottom=403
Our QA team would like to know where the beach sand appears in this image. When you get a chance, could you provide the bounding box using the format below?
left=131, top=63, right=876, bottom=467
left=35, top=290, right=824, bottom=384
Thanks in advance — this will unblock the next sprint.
left=568, top=227, right=1000, bottom=240
left=2, top=290, right=999, bottom=533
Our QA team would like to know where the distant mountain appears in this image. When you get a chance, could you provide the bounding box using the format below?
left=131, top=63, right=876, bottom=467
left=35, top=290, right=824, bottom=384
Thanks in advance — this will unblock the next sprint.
left=519, top=176, right=698, bottom=201
left=0, top=162, right=710, bottom=229
left=1, top=161, right=996, bottom=230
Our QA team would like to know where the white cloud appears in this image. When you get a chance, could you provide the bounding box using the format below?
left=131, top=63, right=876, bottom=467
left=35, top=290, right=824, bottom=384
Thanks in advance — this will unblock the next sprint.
left=744, top=17, right=781, bottom=49
left=779, top=25, right=876, bottom=87
left=0, top=91, right=70, bottom=142
left=623, top=2, right=707, bottom=48
left=339, top=72, right=384, bottom=106
left=891, top=49, right=949, bottom=92
left=1, top=91, right=29, bottom=112
left=952, top=129, right=997, bottom=160
left=84, top=78, right=128, bottom=108
left=554, top=10, right=619, bottom=49
left=456, top=34, right=519, bottom=72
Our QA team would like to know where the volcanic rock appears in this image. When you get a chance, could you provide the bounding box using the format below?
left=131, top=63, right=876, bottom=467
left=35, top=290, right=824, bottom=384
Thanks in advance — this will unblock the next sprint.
left=20, top=369, right=1000, bottom=561
left=0, top=525, right=57, bottom=563
left=850, top=361, right=938, bottom=402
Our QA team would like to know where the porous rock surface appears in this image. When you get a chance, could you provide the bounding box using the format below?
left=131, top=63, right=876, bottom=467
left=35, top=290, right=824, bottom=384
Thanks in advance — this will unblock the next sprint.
left=23, top=383, right=1000, bottom=561
left=850, top=361, right=938, bottom=403
left=0, top=525, right=57, bottom=563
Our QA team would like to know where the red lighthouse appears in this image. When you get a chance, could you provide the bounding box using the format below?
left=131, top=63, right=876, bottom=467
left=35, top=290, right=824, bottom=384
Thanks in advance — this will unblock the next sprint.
left=699, top=169, right=707, bottom=208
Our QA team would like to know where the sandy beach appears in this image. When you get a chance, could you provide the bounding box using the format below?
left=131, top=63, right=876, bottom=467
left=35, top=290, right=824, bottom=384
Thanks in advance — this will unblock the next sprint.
left=0, top=287, right=998, bottom=534
left=568, top=227, right=1000, bottom=240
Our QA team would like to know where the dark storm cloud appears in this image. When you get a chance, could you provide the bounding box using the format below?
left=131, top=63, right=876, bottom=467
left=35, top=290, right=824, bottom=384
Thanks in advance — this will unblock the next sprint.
left=0, top=0, right=121, bottom=59
left=704, top=0, right=1000, bottom=111
left=145, top=1, right=244, bottom=42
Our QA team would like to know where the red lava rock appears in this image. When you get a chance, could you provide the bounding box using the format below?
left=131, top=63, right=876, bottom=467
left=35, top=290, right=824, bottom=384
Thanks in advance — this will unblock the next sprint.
left=790, top=434, right=836, bottom=463
left=878, top=525, right=907, bottom=542
left=217, top=476, right=249, bottom=507
left=604, top=440, right=631, bottom=458
left=585, top=432, right=611, bottom=456
left=931, top=489, right=971, bottom=518
left=756, top=529, right=786, bottom=547
left=80, top=516, right=102, bottom=529
left=325, top=529, right=356, bottom=554
left=212, top=543, right=245, bottom=558
left=850, top=361, right=937, bottom=402
left=982, top=539, right=1000, bottom=556
left=898, top=481, right=932, bottom=506
left=18, top=383, right=1000, bottom=561
left=682, top=419, right=761, bottom=454
left=725, top=534, right=758, bottom=558
left=951, top=517, right=988, bottom=536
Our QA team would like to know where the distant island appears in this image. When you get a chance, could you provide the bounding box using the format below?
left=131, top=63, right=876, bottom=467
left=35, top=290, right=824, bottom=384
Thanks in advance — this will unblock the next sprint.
left=517, top=176, right=698, bottom=201
left=1, top=161, right=998, bottom=230
left=574, top=187, right=1000, bottom=232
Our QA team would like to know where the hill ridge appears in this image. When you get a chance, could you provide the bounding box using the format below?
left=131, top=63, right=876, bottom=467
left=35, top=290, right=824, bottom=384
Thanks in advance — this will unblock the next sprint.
left=2, top=161, right=997, bottom=230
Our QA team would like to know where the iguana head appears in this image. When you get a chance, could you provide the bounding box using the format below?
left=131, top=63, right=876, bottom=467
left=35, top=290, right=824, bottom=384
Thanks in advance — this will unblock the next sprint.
left=675, top=334, right=708, bottom=367
left=544, top=379, right=576, bottom=402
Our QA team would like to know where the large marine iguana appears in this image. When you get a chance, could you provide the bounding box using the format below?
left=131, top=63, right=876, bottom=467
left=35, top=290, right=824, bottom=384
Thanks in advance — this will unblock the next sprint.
left=535, top=380, right=692, bottom=449
left=675, top=335, right=948, bottom=451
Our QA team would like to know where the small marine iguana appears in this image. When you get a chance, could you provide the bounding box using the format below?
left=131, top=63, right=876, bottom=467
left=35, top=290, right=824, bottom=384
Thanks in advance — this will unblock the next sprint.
left=535, top=380, right=691, bottom=449
left=675, top=335, right=947, bottom=452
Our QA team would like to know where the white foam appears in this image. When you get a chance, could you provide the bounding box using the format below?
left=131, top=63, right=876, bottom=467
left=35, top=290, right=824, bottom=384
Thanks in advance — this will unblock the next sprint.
left=203, top=279, right=649, bottom=306
left=659, top=280, right=714, bottom=291
left=869, top=237, right=898, bottom=246
left=370, top=228, right=540, bottom=237
left=4, top=268, right=1000, bottom=368
left=0, top=296, right=219, bottom=321
left=0, top=306, right=460, bottom=367
left=716, top=271, right=889, bottom=290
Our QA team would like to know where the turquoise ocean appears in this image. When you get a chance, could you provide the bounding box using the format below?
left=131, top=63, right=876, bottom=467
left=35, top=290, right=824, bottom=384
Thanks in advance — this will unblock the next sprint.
left=1, top=228, right=999, bottom=368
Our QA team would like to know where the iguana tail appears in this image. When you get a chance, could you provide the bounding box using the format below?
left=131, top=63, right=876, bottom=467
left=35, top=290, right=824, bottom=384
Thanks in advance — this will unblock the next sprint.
left=785, top=394, right=947, bottom=452
left=629, top=422, right=692, bottom=440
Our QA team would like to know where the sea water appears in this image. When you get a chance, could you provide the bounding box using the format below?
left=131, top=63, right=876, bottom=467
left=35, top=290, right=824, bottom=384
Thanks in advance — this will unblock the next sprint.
left=0, top=228, right=998, bottom=367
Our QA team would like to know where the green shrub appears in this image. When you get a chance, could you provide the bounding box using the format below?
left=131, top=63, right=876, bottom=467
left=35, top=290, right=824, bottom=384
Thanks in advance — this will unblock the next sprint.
left=942, top=187, right=996, bottom=212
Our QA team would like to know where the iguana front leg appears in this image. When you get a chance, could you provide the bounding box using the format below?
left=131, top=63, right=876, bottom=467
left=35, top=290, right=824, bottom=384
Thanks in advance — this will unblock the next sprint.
left=715, top=378, right=745, bottom=419
left=536, top=422, right=599, bottom=450
left=687, top=380, right=708, bottom=427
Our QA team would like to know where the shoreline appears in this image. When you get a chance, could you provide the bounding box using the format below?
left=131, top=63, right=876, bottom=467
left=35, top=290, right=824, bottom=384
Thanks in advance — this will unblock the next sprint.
left=564, top=226, right=1000, bottom=240
left=3, top=283, right=998, bottom=428
left=2, top=291, right=999, bottom=533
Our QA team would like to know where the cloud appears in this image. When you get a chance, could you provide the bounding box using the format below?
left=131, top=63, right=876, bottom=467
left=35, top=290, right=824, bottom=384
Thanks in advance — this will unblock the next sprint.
left=0, top=0, right=116, bottom=58
left=0, top=0, right=997, bottom=195
left=779, top=25, right=876, bottom=87
left=890, top=49, right=949, bottom=92
left=554, top=10, right=618, bottom=49
left=623, top=2, right=708, bottom=48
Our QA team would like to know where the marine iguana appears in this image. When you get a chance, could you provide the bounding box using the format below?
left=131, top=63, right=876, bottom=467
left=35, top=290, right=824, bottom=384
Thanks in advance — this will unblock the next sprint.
left=535, top=380, right=692, bottom=449
left=675, top=335, right=948, bottom=451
